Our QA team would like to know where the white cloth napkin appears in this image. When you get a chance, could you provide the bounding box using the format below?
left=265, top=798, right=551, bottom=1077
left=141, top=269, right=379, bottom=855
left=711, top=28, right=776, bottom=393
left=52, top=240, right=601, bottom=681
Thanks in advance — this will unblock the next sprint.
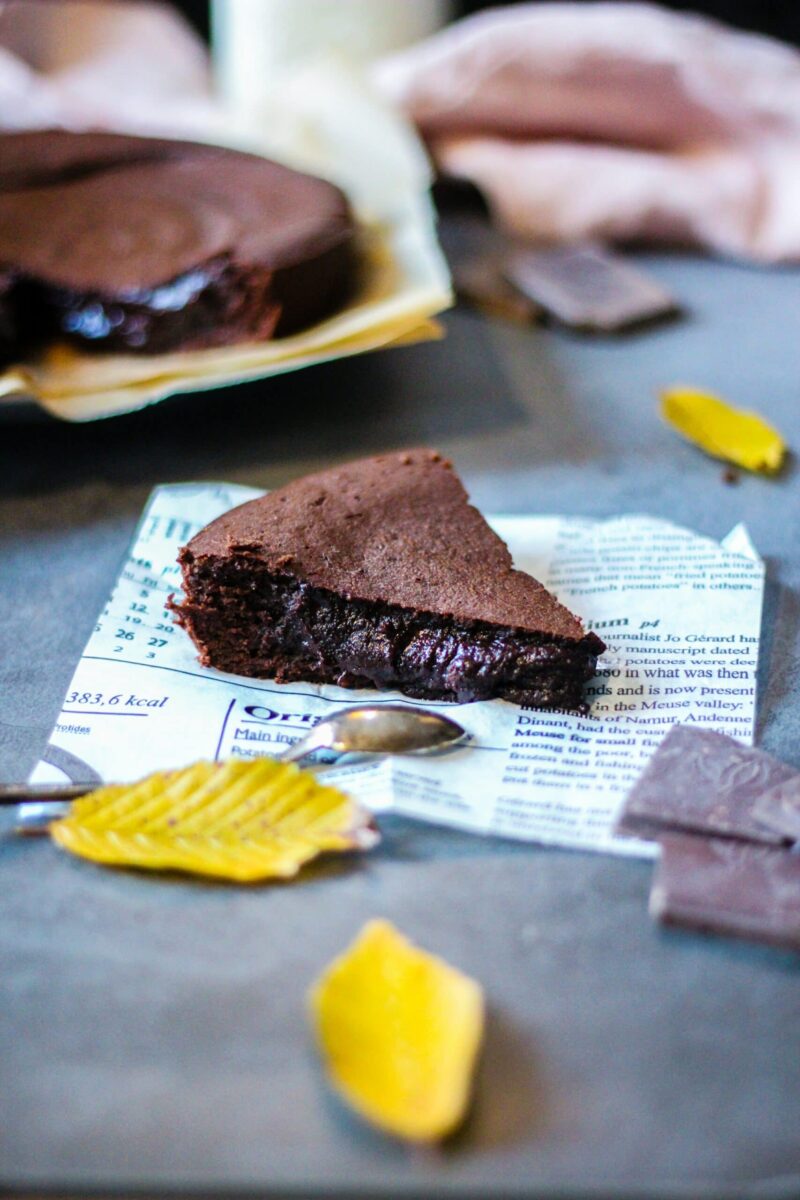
left=374, top=2, right=800, bottom=263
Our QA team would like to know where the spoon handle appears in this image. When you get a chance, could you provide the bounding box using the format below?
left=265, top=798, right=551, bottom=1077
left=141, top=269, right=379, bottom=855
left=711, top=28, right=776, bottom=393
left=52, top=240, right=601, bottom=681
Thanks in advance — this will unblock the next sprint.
left=3, top=741, right=324, bottom=835
left=276, top=741, right=312, bottom=765
left=0, top=738, right=321, bottom=806
left=0, top=783, right=94, bottom=806
left=276, top=728, right=333, bottom=763
left=5, top=720, right=353, bottom=835
left=14, top=801, right=72, bottom=836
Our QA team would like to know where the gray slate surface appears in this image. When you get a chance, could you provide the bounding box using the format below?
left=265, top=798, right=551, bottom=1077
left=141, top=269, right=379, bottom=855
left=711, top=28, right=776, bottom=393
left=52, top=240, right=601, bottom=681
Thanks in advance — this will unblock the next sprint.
left=2, top=251, right=800, bottom=1198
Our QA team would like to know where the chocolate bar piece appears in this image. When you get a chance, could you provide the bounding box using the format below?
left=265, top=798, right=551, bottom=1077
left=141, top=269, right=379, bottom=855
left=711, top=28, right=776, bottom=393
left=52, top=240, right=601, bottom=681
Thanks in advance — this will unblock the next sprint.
left=615, top=725, right=795, bottom=845
left=504, top=243, right=679, bottom=332
left=437, top=210, right=540, bottom=325
left=753, top=777, right=800, bottom=843
left=651, top=833, right=800, bottom=952
left=453, top=259, right=540, bottom=324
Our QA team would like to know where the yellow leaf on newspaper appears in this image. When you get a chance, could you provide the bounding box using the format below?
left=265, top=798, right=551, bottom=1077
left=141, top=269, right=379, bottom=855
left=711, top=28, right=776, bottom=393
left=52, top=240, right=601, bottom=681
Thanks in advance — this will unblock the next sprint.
left=660, top=386, right=786, bottom=474
left=50, top=759, right=377, bottom=882
left=309, top=920, right=484, bottom=1142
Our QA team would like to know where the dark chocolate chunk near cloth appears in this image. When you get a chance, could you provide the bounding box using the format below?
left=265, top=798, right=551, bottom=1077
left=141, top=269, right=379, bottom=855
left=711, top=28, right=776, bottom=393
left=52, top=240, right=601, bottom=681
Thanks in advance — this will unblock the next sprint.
left=504, top=242, right=679, bottom=332
left=753, top=776, right=800, bottom=843
left=651, top=833, right=800, bottom=953
left=615, top=724, right=796, bottom=845
left=436, top=209, right=540, bottom=325
left=454, top=258, right=540, bottom=325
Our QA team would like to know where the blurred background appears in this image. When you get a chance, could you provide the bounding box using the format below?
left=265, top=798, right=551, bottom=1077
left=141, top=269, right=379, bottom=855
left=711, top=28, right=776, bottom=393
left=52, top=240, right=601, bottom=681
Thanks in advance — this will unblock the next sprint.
left=172, top=1, right=800, bottom=45
left=4, top=0, right=800, bottom=416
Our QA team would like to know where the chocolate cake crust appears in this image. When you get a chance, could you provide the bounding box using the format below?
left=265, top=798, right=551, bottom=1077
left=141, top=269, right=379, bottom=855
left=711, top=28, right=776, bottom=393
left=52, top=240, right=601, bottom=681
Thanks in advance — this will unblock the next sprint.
left=171, top=450, right=605, bottom=711
left=0, top=130, right=356, bottom=356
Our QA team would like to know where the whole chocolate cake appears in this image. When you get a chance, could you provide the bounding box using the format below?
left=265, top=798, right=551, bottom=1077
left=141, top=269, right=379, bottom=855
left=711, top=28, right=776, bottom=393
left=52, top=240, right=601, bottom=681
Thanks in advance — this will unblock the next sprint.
left=0, top=130, right=356, bottom=358
left=170, top=450, right=605, bottom=711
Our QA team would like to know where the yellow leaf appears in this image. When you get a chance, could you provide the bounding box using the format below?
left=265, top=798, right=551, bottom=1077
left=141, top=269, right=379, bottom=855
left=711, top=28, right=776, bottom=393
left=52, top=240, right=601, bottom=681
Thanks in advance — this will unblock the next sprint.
left=50, top=759, right=377, bottom=882
left=660, top=386, right=786, bottom=474
left=309, top=919, right=484, bottom=1142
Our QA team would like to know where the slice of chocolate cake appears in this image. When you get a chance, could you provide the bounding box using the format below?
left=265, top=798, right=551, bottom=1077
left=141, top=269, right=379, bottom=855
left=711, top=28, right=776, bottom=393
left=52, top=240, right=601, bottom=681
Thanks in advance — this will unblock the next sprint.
left=0, top=130, right=356, bottom=359
left=170, top=451, right=605, bottom=711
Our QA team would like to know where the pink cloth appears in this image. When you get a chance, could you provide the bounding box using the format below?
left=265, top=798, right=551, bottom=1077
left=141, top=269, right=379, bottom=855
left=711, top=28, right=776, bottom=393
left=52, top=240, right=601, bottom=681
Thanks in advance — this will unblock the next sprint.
left=0, top=0, right=218, bottom=137
left=374, top=3, right=800, bottom=262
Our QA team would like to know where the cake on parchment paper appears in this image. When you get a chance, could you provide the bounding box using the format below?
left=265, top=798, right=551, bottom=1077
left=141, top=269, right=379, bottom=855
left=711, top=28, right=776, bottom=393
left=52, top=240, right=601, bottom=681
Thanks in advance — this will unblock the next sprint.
left=0, top=130, right=356, bottom=359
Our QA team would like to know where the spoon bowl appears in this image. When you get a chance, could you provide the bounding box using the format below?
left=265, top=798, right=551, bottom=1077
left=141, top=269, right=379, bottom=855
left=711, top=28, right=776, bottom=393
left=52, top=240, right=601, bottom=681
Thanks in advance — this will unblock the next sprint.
left=280, top=704, right=467, bottom=762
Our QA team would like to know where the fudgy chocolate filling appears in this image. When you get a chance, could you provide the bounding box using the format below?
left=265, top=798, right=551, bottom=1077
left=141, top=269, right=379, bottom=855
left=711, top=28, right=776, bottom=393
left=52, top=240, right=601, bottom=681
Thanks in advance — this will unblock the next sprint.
left=0, top=240, right=355, bottom=358
left=170, top=554, right=602, bottom=712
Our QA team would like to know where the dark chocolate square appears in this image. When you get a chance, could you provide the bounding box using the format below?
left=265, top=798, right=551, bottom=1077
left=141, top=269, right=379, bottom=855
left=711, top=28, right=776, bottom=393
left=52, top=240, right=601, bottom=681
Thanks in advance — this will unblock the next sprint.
left=753, top=776, right=800, bottom=843
left=615, top=725, right=796, bottom=846
left=504, top=243, right=678, bottom=331
left=650, top=833, right=800, bottom=952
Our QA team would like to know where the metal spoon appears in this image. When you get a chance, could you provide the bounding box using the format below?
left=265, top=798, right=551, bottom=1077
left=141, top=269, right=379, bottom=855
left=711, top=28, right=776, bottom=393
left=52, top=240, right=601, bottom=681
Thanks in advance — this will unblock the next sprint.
left=1, top=704, right=467, bottom=834
left=281, top=704, right=467, bottom=762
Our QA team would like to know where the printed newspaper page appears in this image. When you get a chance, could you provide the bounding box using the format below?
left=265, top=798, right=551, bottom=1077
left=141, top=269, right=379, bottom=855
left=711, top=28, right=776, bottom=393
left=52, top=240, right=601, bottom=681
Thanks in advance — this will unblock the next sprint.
left=31, top=483, right=764, bottom=857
